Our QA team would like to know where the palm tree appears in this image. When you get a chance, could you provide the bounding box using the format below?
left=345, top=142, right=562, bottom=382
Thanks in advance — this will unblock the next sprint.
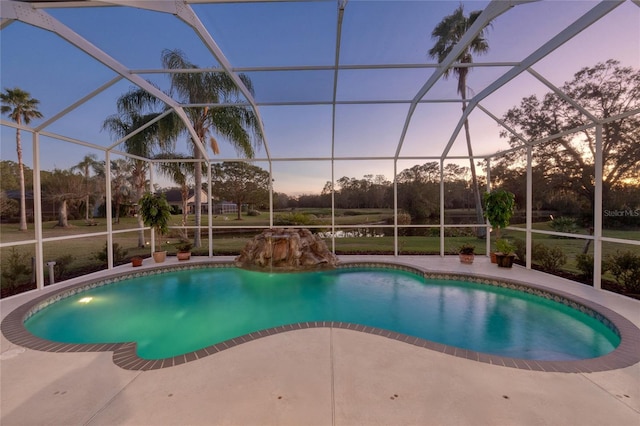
left=154, top=153, right=201, bottom=240
left=1, top=88, right=43, bottom=231
left=428, top=5, right=491, bottom=236
left=117, top=49, right=263, bottom=247
left=103, top=109, right=173, bottom=247
left=110, top=158, right=133, bottom=224
left=72, top=154, right=102, bottom=222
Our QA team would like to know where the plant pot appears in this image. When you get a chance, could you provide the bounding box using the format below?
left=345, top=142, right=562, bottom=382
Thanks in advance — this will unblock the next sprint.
left=152, top=251, right=167, bottom=263
left=176, top=251, right=191, bottom=261
left=131, top=257, right=143, bottom=267
left=490, top=252, right=497, bottom=264
left=459, top=253, right=474, bottom=264
left=496, top=253, right=515, bottom=268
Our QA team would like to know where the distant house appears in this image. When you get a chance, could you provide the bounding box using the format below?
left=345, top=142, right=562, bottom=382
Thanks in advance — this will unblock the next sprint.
left=160, top=188, right=239, bottom=215
left=160, top=188, right=209, bottom=214
left=186, top=189, right=209, bottom=214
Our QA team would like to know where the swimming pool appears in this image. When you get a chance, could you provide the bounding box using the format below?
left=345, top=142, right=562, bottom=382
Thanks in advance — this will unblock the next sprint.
left=18, top=264, right=622, bottom=364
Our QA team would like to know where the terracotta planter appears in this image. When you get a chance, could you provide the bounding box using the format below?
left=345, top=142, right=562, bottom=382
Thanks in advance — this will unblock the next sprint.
left=131, top=257, right=143, bottom=267
left=459, top=253, right=474, bottom=264
left=152, top=251, right=167, bottom=263
left=176, top=251, right=191, bottom=261
left=496, top=253, right=515, bottom=268
left=490, top=252, right=497, bottom=264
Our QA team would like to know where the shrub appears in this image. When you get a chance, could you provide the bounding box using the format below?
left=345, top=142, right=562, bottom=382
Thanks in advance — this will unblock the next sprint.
left=93, top=242, right=129, bottom=264
left=274, top=212, right=315, bottom=226
left=483, top=189, right=515, bottom=238
left=532, top=243, right=567, bottom=272
left=176, top=242, right=192, bottom=252
left=605, top=251, right=640, bottom=293
left=247, top=209, right=260, bottom=216
left=575, top=253, right=594, bottom=280
left=513, top=238, right=526, bottom=262
left=495, top=239, right=516, bottom=255
left=53, top=254, right=74, bottom=281
left=458, top=244, right=475, bottom=255
left=549, top=216, right=578, bottom=237
left=1, top=247, right=31, bottom=290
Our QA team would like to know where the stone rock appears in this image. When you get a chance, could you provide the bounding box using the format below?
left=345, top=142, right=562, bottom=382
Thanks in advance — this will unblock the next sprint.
left=235, top=228, right=339, bottom=271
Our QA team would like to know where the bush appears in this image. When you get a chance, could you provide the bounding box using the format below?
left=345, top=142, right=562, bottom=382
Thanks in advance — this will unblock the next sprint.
left=247, top=209, right=260, bottom=216
left=1, top=247, right=32, bottom=290
left=458, top=244, right=475, bottom=255
left=495, top=239, right=516, bottom=255
left=605, top=251, right=640, bottom=293
left=386, top=212, right=412, bottom=237
left=93, top=242, right=129, bottom=264
left=53, top=254, right=74, bottom=281
left=513, top=238, right=526, bottom=263
left=575, top=253, right=594, bottom=280
left=274, top=212, right=316, bottom=226
left=549, top=216, right=579, bottom=237
left=176, top=242, right=192, bottom=252
left=532, top=243, right=567, bottom=272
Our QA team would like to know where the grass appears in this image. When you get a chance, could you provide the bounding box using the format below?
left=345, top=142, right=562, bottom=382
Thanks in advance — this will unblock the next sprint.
left=1, top=212, right=638, bottom=298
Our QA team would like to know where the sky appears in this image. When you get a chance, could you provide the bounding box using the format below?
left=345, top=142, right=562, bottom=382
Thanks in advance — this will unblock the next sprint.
left=1, top=0, right=639, bottom=195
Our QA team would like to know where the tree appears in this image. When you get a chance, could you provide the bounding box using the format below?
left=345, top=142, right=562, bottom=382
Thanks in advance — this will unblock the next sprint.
left=71, top=154, right=103, bottom=221
left=109, top=159, right=133, bottom=224
left=103, top=109, right=172, bottom=246
left=499, top=60, right=640, bottom=216
left=41, top=169, right=85, bottom=227
left=0, top=160, right=32, bottom=191
left=211, top=162, right=270, bottom=220
left=396, top=162, right=440, bottom=221
left=115, top=49, right=264, bottom=248
left=155, top=153, right=202, bottom=239
left=1, top=88, right=43, bottom=231
left=428, top=5, right=491, bottom=235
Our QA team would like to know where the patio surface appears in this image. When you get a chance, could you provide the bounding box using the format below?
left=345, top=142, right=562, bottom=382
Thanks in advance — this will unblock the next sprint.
left=2, top=255, right=639, bottom=425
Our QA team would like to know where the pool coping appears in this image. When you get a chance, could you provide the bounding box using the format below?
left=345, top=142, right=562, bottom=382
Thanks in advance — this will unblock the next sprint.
left=2, top=260, right=639, bottom=373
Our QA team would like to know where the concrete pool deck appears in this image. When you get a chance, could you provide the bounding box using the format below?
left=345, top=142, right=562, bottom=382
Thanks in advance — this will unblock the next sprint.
left=1, top=255, right=639, bottom=425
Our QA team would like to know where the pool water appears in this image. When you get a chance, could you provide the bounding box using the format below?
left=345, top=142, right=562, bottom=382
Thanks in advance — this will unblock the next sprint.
left=25, top=267, right=620, bottom=360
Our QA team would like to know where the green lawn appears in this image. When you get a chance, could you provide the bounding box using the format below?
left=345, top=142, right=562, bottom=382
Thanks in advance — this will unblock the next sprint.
left=2, top=212, right=638, bottom=298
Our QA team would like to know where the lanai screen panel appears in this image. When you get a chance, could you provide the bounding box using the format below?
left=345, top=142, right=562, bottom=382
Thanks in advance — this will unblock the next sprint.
left=1, top=0, right=638, bottom=186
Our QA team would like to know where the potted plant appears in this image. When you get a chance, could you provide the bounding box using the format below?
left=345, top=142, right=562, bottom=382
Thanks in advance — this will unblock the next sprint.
left=495, top=238, right=517, bottom=268
left=138, top=192, right=172, bottom=263
left=131, top=256, right=144, bottom=267
left=483, top=189, right=515, bottom=263
left=176, top=242, right=192, bottom=261
left=458, top=243, right=475, bottom=264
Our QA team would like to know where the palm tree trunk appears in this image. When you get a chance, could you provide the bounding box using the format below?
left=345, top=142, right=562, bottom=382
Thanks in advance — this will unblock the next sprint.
left=461, top=100, right=486, bottom=238
left=134, top=166, right=146, bottom=248
left=193, top=149, right=202, bottom=248
left=85, top=165, right=90, bottom=221
left=136, top=213, right=145, bottom=247
left=181, top=184, right=189, bottom=240
left=16, top=127, right=28, bottom=231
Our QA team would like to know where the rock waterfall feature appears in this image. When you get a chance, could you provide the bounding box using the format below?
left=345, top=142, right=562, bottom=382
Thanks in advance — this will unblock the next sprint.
left=235, top=228, right=338, bottom=271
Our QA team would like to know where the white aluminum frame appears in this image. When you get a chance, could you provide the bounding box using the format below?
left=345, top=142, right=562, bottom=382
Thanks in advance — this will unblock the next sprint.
left=0, top=0, right=638, bottom=294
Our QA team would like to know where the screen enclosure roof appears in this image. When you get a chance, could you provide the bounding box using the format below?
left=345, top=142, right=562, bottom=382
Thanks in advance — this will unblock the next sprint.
left=1, top=0, right=639, bottom=177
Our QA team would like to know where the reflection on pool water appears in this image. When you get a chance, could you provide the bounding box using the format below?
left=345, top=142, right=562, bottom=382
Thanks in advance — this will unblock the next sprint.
left=25, top=267, right=620, bottom=360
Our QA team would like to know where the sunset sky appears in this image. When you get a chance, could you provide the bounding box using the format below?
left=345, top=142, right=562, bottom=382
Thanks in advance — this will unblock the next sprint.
left=1, top=0, right=639, bottom=195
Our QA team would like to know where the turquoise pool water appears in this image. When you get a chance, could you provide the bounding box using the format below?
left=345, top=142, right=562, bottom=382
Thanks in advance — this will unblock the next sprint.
left=25, top=267, right=620, bottom=360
